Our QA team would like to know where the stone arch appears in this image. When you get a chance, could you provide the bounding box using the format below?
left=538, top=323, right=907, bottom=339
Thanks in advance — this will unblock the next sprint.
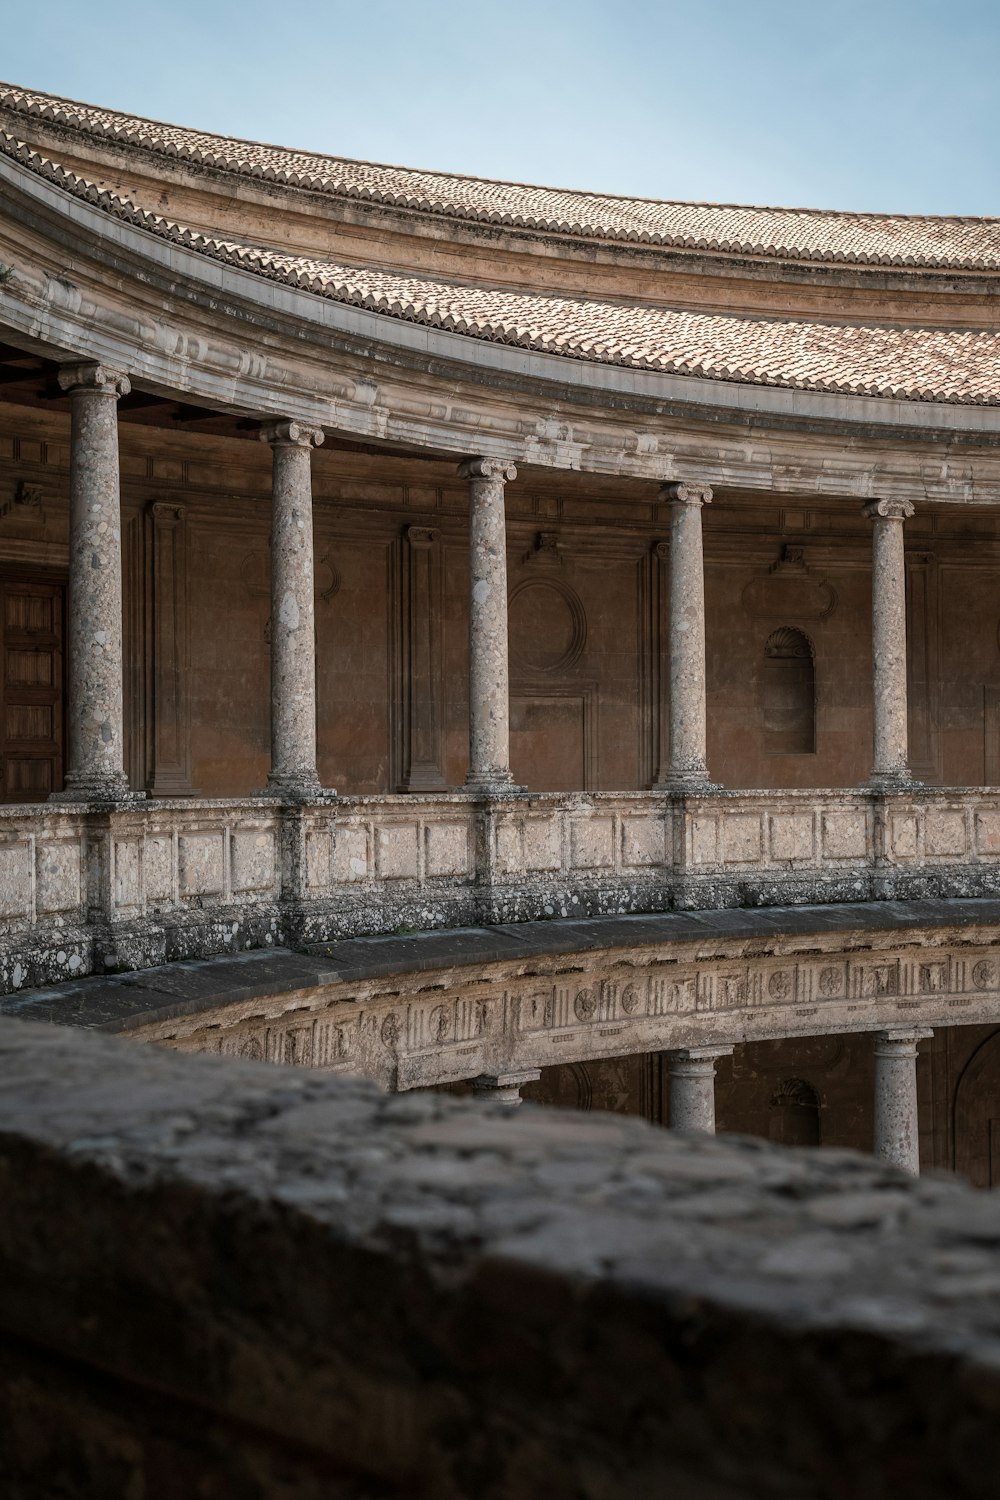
left=763, top=627, right=816, bottom=755
left=768, top=1077, right=821, bottom=1146
left=953, top=1029, right=1000, bottom=1187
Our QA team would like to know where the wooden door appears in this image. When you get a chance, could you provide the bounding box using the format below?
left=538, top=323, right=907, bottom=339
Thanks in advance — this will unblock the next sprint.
left=0, top=577, right=65, bottom=801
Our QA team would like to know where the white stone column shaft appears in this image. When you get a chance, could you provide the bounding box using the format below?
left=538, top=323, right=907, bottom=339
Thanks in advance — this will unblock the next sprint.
left=661, top=483, right=713, bottom=789
left=864, top=498, right=915, bottom=786
left=262, top=421, right=325, bottom=798
left=667, top=1046, right=733, bottom=1133
left=873, top=1027, right=931, bottom=1175
left=460, top=457, right=517, bottom=792
left=54, top=362, right=132, bottom=802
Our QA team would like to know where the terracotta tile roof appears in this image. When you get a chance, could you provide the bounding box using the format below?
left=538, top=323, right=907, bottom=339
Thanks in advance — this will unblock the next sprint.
left=2, top=81, right=1000, bottom=272
left=3, top=131, right=997, bottom=408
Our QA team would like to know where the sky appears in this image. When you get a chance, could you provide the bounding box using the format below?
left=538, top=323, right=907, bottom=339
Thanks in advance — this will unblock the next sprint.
left=1, top=0, right=998, bottom=215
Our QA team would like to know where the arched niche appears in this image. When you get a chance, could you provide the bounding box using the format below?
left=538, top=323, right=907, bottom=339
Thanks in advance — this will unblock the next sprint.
left=763, top=627, right=816, bottom=755
left=768, top=1077, right=821, bottom=1146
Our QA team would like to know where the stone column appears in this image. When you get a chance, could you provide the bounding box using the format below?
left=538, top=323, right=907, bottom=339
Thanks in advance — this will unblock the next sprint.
left=660, top=483, right=714, bottom=789
left=460, top=457, right=517, bottom=792
left=864, top=498, right=915, bottom=787
left=873, top=1027, right=931, bottom=1175
left=53, top=362, right=132, bottom=802
left=471, top=1070, right=541, bottom=1107
left=261, top=421, right=326, bottom=798
left=667, top=1045, right=733, bottom=1133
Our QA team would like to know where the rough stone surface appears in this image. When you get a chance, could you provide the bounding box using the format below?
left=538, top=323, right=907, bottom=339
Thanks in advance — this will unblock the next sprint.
left=667, top=1045, right=733, bottom=1132
left=53, top=363, right=132, bottom=802
left=262, top=422, right=325, bottom=797
left=662, top=482, right=713, bottom=789
left=5, top=1020, right=1000, bottom=1497
left=460, top=458, right=517, bottom=792
left=873, top=1026, right=932, bottom=1173
left=865, top=498, right=915, bottom=787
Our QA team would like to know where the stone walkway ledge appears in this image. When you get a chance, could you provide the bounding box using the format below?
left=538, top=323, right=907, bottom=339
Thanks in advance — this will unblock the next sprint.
left=5, top=896, right=1000, bottom=1037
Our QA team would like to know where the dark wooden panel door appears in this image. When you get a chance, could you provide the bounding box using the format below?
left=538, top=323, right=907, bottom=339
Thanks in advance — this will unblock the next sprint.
left=0, top=578, right=65, bottom=801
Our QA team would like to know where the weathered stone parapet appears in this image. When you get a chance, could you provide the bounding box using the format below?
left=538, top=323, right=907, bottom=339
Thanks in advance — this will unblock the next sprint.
left=460, top=456, right=517, bottom=793
left=5, top=1021, right=1000, bottom=1499
left=659, top=482, right=714, bottom=790
left=874, top=1026, right=932, bottom=1174
left=865, top=497, right=915, bottom=788
left=667, top=1045, right=733, bottom=1133
left=261, top=420, right=326, bottom=799
left=53, top=361, right=133, bottom=803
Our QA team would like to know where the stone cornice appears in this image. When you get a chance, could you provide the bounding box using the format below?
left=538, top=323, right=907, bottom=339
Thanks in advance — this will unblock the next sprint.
left=7, top=155, right=1000, bottom=502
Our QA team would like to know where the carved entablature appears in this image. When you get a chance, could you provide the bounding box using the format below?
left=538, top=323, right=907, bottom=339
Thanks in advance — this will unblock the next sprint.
left=742, top=545, right=837, bottom=621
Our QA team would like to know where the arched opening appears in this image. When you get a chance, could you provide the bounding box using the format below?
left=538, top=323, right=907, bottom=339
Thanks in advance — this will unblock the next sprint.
left=768, top=1078, right=821, bottom=1146
left=763, top=628, right=815, bottom=755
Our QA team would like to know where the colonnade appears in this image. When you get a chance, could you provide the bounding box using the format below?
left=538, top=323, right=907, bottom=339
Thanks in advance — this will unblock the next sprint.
left=480, top=1027, right=929, bottom=1174
left=49, top=364, right=918, bottom=803
left=663, top=1027, right=928, bottom=1173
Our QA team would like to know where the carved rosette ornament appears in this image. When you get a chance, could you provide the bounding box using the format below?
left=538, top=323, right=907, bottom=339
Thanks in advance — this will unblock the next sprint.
left=460, top=455, right=519, bottom=792
left=864, top=496, right=916, bottom=787
left=658, top=482, right=715, bottom=790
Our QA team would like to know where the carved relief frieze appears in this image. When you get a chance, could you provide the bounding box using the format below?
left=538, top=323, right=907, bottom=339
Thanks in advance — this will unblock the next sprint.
left=166, top=936, right=1000, bottom=1093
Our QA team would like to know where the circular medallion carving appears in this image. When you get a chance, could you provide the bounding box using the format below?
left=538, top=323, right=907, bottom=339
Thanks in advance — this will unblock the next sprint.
left=380, top=1014, right=400, bottom=1048
left=620, top=984, right=640, bottom=1016
left=574, top=987, right=598, bottom=1021
left=768, top=970, right=792, bottom=1000
left=973, top=959, right=999, bottom=989
left=509, top=578, right=586, bottom=673
left=819, top=966, right=844, bottom=997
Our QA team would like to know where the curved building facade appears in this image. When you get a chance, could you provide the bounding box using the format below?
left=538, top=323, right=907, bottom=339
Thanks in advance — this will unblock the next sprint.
left=3, top=83, right=1000, bottom=1173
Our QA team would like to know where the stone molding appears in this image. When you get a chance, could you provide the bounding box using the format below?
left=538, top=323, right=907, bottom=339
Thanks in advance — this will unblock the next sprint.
left=56, top=362, right=130, bottom=398
left=259, top=420, right=324, bottom=449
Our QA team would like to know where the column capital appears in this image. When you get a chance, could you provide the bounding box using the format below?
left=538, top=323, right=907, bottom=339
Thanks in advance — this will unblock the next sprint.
left=405, top=525, right=440, bottom=548
left=660, top=482, right=713, bottom=508
left=875, top=1027, right=934, bottom=1049
left=863, top=497, right=915, bottom=522
left=260, top=420, right=324, bottom=450
left=458, top=456, right=517, bottom=484
left=57, top=362, right=130, bottom=399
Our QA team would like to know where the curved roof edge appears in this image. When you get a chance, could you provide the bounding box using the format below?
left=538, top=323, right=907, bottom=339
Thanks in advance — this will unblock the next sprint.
left=2, top=81, right=1000, bottom=272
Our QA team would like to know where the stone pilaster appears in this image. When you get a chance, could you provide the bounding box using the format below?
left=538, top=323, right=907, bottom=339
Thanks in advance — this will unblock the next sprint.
left=667, top=1045, right=733, bottom=1133
left=660, top=483, right=713, bottom=790
left=53, top=362, right=133, bottom=803
left=398, top=525, right=446, bottom=791
left=261, top=421, right=326, bottom=799
left=145, top=501, right=193, bottom=795
left=873, top=1027, right=931, bottom=1175
left=471, top=1070, right=541, bottom=1107
left=460, top=457, right=517, bottom=793
left=864, top=498, right=915, bottom=787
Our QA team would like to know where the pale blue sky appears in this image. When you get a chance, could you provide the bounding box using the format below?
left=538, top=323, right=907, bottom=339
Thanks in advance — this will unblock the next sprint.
left=2, top=0, right=997, bottom=214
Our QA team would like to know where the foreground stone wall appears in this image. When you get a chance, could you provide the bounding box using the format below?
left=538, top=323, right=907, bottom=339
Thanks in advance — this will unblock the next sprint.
left=4, top=1020, right=1000, bottom=1498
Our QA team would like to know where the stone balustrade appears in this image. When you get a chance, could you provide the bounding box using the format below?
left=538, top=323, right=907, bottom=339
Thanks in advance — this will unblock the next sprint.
left=3, top=786, right=1000, bottom=994
left=5, top=1018, right=1000, bottom=1498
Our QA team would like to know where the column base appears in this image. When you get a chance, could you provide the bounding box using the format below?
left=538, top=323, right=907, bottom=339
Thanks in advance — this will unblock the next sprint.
left=656, top=772, right=722, bottom=794
left=262, top=777, right=337, bottom=804
left=867, top=771, right=922, bottom=792
left=465, top=774, right=524, bottom=797
left=50, top=774, right=144, bottom=807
